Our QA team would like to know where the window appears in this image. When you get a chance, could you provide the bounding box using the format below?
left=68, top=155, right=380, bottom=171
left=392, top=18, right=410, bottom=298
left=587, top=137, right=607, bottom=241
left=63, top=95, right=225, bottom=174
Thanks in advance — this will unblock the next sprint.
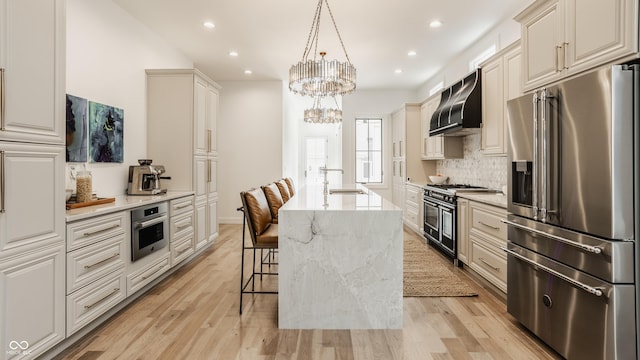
left=355, top=118, right=382, bottom=183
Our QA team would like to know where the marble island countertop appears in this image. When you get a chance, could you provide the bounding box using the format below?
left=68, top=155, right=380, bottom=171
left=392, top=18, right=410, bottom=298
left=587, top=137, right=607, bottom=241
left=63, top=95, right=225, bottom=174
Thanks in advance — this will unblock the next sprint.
left=282, top=183, right=400, bottom=212
left=278, top=183, right=403, bottom=329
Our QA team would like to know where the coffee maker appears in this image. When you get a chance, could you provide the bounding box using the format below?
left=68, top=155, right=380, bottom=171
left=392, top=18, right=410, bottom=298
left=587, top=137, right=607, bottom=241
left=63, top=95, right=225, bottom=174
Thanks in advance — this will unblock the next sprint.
left=127, top=159, right=170, bottom=195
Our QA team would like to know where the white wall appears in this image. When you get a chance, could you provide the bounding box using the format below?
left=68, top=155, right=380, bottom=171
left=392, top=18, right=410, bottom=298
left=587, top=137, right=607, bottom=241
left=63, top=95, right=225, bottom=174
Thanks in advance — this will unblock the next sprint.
left=66, top=0, right=192, bottom=196
left=217, top=81, right=283, bottom=224
left=342, top=89, right=418, bottom=200
left=416, top=16, right=521, bottom=97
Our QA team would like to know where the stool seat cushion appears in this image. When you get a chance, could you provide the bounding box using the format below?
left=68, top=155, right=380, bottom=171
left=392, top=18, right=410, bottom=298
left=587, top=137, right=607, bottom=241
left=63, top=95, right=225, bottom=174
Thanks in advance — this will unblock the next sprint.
left=256, top=224, right=278, bottom=247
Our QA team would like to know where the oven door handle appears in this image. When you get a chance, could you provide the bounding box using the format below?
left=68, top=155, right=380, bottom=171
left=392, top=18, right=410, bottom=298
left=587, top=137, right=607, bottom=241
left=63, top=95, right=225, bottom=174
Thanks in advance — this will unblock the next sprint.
left=503, top=247, right=604, bottom=297
left=135, top=214, right=167, bottom=229
left=501, top=219, right=602, bottom=254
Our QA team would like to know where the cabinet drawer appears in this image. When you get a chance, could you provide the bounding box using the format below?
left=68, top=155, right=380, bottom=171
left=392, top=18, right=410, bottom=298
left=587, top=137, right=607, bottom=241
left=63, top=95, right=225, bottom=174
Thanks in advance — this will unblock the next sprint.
left=66, top=269, right=126, bottom=336
left=404, top=207, right=419, bottom=228
left=170, top=196, right=194, bottom=217
left=127, top=253, right=171, bottom=296
left=171, top=233, right=195, bottom=266
left=470, top=203, right=507, bottom=244
left=470, top=239, right=507, bottom=292
left=66, top=234, right=126, bottom=294
left=67, top=212, right=126, bottom=251
left=170, top=211, right=194, bottom=240
left=405, top=186, right=421, bottom=206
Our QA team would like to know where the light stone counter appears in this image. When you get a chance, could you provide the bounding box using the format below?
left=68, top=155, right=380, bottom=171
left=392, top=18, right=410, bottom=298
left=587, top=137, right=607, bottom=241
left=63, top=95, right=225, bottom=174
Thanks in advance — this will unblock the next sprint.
left=278, top=184, right=403, bottom=329
left=457, top=192, right=507, bottom=209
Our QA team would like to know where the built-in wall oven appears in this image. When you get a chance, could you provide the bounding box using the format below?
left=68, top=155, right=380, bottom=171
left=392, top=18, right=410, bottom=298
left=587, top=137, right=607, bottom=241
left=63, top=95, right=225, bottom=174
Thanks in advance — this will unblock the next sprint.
left=131, top=202, right=168, bottom=261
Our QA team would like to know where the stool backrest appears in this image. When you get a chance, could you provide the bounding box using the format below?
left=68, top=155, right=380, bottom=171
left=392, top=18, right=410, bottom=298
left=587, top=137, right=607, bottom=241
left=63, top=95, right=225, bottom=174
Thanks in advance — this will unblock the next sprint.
left=284, top=177, right=295, bottom=196
left=276, top=179, right=291, bottom=202
left=240, top=188, right=273, bottom=243
left=262, top=183, right=284, bottom=222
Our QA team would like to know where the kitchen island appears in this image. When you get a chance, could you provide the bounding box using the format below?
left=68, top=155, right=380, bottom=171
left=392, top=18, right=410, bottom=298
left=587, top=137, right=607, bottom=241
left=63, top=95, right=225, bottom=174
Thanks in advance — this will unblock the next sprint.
left=278, top=184, right=403, bottom=329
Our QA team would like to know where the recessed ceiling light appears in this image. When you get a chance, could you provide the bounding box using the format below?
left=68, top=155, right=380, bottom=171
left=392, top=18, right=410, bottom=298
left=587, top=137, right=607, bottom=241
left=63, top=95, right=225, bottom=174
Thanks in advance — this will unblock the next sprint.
left=395, top=69, right=403, bottom=74
left=203, top=21, right=215, bottom=29
left=229, top=51, right=239, bottom=57
left=408, top=50, right=417, bottom=57
left=244, top=70, right=253, bottom=75
left=429, top=20, right=442, bottom=28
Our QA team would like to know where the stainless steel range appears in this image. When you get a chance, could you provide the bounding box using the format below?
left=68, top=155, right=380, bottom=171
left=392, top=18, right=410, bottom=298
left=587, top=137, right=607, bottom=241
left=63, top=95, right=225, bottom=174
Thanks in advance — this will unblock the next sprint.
left=423, top=184, right=492, bottom=264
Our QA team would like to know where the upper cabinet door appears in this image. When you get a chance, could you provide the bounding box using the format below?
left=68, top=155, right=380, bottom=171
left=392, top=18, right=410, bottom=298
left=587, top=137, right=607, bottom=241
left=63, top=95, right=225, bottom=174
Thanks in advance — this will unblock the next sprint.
left=565, top=0, right=638, bottom=75
left=518, top=0, right=564, bottom=90
left=193, top=76, right=208, bottom=155
left=0, top=0, right=65, bottom=144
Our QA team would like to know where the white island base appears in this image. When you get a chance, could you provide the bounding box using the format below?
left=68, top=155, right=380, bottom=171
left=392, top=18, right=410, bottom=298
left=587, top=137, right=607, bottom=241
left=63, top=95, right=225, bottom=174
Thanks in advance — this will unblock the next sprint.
left=278, top=185, right=403, bottom=329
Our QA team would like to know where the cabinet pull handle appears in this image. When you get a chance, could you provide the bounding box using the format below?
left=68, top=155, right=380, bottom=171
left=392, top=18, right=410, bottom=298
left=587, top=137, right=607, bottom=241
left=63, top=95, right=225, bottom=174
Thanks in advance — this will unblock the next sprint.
left=83, top=223, right=120, bottom=237
left=84, top=288, right=119, bottom=309
left=142, top=263, right=166, bottom=280
left=555, top=46, right=562, bottom=72
left=399, top=140, right=403, bottom=156
left=175, top=202, right=192, bottom=210
left=563, top=42, right=569, bottom=70
left=84, top=253, right=120, bottom=269
left=176, top=219, right=191, bottom=229
left=478, top=220, right=499, bottom=230
left=207, top=129, right=212, bottom=152
left=177, top=242, right=192, bottom=254
left=479, top=257, right=500, bottom=271
left=208, top=159, right=212, bottom=183
left=0, top=151, right=4, bottom=213
left=0, top=68, right=5, bottom=131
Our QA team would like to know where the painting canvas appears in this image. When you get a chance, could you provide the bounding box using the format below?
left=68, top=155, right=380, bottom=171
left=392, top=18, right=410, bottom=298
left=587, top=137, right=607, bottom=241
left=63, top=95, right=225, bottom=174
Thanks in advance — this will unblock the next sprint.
left=88, top=101, right=124, bottom=163
left=66, top=94, right=88, bottom=162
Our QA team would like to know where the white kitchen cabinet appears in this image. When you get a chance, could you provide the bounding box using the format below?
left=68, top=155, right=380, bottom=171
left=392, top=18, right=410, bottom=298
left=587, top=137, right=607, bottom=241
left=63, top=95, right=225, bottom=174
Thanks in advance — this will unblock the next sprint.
left=0, top=243, right=65, bottom=359
left=391, top=104, right=436, bottom=207
left=420, top=95, right=462, bottom=160
left=126, top=252, right=171, bottom=296
left=65, top=210, right=127, bottom=336
left=0, top=0, right=65, bottom=145
left=481, top=42, right=522, bottom=156
left=457, top=198, right=470, bottom=265
left=468, top=201, right=508, bottom=293
left=146, top=69, right=220, bottom=251
left=404, top=183, right=423, bottom=234
left=169, top=196, right=195, bottom=266
left=516, top=0, right=638, bottom=91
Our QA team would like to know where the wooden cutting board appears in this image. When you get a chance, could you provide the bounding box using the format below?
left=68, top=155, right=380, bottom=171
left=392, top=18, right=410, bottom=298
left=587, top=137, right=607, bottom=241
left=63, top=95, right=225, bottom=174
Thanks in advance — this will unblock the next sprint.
left=66, top=197, right=116, bottom=210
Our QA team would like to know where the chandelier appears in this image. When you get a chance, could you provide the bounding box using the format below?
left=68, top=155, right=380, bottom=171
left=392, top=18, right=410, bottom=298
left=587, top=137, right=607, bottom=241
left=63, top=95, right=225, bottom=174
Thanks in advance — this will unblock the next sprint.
left=289, top=0, right=356, bottom=97
left=304, top=95, right=342, bottom=124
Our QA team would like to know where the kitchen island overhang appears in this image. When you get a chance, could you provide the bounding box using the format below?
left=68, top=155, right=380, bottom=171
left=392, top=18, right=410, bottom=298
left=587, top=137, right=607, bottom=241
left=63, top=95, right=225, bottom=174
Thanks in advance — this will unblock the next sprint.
left=278, top=184, right=403, bottom=329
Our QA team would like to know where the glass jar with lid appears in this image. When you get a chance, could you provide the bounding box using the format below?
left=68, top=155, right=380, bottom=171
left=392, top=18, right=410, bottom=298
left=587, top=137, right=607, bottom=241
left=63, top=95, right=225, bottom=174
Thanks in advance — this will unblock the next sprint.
left=76, top=170, right=92, bottom=203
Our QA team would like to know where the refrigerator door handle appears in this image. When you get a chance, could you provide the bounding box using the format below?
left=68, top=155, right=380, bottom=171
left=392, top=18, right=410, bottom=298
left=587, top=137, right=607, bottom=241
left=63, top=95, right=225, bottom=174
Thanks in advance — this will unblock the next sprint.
left=540, top=88, right=551, bottom=222
left=502, top=219, right=602, bottom=254
left=532, top=91, right=539, bottom=220
left=503, top=248, right=603, bottom=297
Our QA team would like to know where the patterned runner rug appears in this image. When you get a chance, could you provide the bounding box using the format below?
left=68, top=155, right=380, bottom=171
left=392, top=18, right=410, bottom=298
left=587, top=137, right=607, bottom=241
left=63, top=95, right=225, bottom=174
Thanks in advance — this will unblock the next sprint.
left=403, top=233, right=478, bottom=297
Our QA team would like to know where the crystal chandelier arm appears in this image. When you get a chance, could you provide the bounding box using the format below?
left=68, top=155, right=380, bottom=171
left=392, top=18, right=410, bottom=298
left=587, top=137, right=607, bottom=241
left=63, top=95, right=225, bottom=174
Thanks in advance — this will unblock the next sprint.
left=324, top=0, right=352, bottom=65
left=301, top=0, right=323, bottom=62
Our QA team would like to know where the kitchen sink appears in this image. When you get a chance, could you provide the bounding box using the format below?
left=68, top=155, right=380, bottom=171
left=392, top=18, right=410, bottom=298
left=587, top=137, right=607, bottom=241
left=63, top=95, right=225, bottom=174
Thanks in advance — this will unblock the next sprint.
left=328, top=188, right=366, bottom=194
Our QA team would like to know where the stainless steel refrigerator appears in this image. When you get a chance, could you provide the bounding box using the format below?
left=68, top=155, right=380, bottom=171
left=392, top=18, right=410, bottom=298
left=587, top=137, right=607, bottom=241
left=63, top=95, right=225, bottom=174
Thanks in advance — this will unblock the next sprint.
left=505, top=64, right=638, bottom=359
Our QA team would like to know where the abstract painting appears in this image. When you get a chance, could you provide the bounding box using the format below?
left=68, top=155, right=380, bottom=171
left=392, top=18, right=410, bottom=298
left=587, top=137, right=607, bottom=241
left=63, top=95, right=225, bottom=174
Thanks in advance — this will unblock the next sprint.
left=88, top=101, right=124, bottom=163
left=66, top=94, right=88, bottom=162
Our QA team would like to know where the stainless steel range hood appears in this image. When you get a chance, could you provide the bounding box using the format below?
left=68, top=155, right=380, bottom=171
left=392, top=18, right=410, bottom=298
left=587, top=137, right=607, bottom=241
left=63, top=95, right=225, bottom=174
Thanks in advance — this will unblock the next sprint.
left=430, top=69, right=482, bottom=136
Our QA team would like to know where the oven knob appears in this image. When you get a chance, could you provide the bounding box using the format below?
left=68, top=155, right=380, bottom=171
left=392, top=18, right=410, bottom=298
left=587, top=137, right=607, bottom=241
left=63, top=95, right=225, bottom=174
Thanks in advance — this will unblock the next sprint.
left=542, top=294, right=552, bottom=308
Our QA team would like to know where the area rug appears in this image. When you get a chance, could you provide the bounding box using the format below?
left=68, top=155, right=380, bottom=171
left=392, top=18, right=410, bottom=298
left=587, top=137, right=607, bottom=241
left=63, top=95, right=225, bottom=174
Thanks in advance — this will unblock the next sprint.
left=403, top=234, right=478, bottom=297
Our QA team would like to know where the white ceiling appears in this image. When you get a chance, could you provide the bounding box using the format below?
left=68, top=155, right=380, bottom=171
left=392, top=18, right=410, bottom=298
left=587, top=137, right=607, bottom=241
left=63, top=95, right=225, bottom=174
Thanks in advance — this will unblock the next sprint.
left=113, top=0, right=531, bottom=90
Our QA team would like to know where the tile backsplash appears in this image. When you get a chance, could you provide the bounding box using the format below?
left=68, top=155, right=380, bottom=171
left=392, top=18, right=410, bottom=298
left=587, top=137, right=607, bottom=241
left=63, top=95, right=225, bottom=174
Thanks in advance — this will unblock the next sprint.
left=436, top=133, right=507, bottom=191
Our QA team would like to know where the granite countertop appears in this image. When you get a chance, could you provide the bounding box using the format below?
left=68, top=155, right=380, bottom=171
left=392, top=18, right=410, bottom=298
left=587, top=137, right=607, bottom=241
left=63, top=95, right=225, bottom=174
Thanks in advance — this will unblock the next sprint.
left=457, top=192, right=507, bottom=209
left=65, top=190, right=194, bottom=222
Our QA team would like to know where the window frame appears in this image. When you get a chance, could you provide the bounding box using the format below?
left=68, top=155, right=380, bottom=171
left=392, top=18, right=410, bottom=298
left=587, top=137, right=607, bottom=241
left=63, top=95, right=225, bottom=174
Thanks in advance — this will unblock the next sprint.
left=354, top=117, right=383, bottom=184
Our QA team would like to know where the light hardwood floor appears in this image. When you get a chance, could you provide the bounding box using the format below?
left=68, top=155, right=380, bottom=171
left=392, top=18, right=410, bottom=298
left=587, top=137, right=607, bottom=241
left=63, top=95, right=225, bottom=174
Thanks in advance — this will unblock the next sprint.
left=56, top=224, right=561, bottom=360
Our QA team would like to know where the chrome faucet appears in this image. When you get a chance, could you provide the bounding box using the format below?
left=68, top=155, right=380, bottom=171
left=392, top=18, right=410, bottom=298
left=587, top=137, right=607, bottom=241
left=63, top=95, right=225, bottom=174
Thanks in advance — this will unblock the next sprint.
left=319, top=166, right=343, bottom=195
